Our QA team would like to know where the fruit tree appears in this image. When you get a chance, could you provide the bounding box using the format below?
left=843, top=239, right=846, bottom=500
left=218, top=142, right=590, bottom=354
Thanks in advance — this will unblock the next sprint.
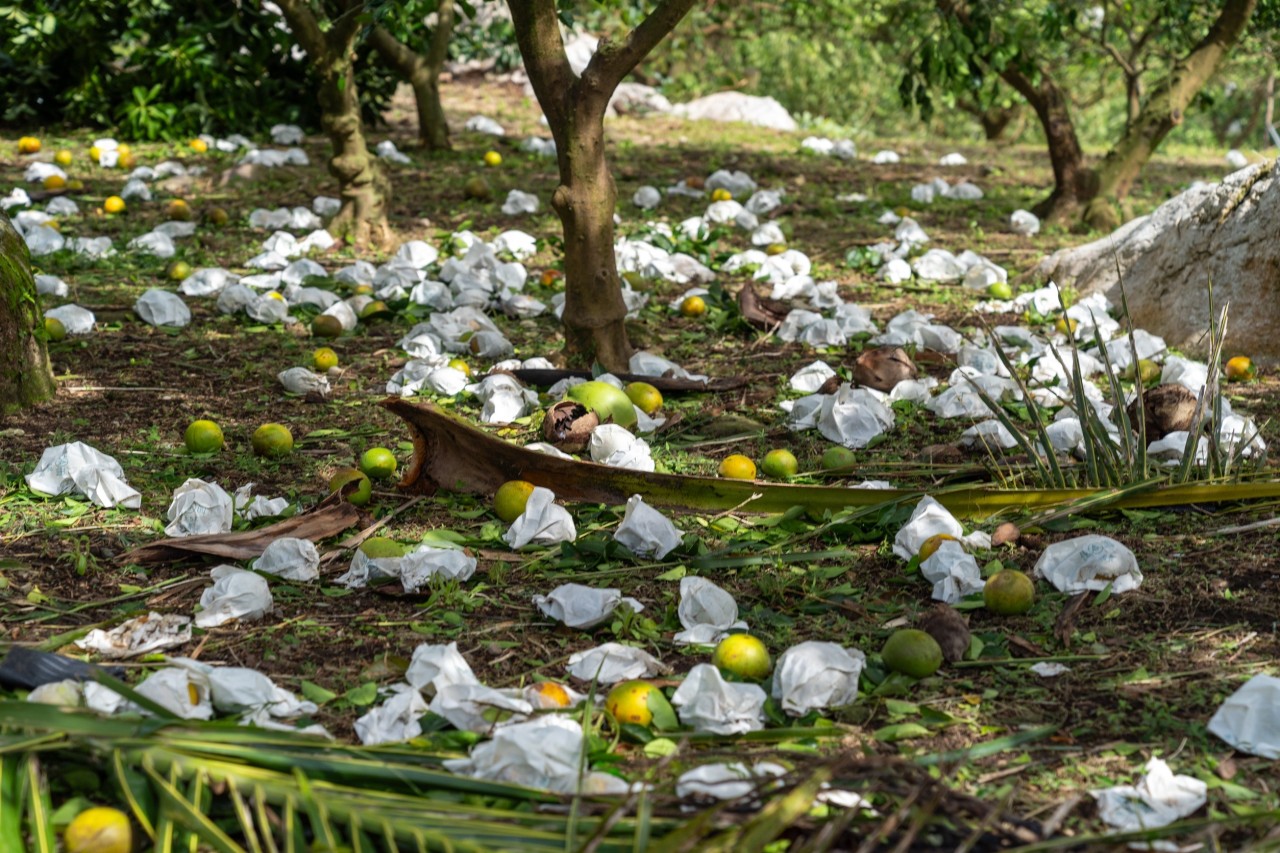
left=0, top=212, right=55, bottom=413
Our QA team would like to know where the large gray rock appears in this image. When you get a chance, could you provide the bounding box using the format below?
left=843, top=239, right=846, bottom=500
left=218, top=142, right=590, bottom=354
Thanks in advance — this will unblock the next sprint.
left=1036, top=161, right=1279, bottom=358
left=671, top=92, right=798, bottom=132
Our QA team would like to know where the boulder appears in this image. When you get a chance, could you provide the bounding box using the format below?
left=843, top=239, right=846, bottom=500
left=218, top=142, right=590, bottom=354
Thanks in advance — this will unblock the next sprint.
left=1036, top=161, right=1279, bottom=359
left=671, top=92, right=798, bottom=132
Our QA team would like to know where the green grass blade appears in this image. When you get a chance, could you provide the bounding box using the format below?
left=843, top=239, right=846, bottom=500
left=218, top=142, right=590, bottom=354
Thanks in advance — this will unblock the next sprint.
left=0, top=755, right=24, bottom=852
left=113, top=749, right=158, bottom=841
left=142, top=763, right=247, bottom=853
left=912, top=723, right=1058, bottom=766
left=24, top=754, right=55, bottom=853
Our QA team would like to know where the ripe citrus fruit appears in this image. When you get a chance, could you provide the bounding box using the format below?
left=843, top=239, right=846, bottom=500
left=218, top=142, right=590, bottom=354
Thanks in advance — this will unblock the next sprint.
left=251, top=423, right=294, bottom=458
left=267, top=291, right=286, bottom=302
left=1224, top=356, right=1256, bottom=382
left=983, top=569, right=1035, bottom=615
left=881, top=629, right=944, bottom=679
left=360, top=536, right=405, bottom=559
left=566, top=381, right=638, bottom=428
left=312, top=347, right=338, bottom=371
left=712, top=634, right=772, bottom=680
left=447, top=358, right=471, bottom=376
left=821, top=446, right=857, bottom=473
left=483, top=150, right=502, bottom=166
left=624, top=381, right=663, bottom=415
left=167, top=260, right=192, bottom=281
left=88, top=145, right=101, bottom=162
left=184, top=420, right=224, bottom=454
left=679, top=295, right=707, bottom=317
left=711, top=187, right=733, bottom=202
left=605, top=680, right=661, bottom=726
left=360, top=447, right=398, bottom=480
left=352, top=283, right=375, bottom=296
left=359, top=300, right=389, bottom=320
left=54, top=149, right=73, bottom=166
left=64, top=806, right=131, bottom=853
left=760, top=448, right=799, bottom=479
left=1137, top=359, right=1162, bottom=383
left=312, top=315, right=343, bottom=338
left=494, top=480, right=535, bottom=523
left=540, top=269, right=561, bottom=286
left=330, top=467, right=372, bottom=505
left=17, top=136, right=41, bottom=154
left=117, top=152, right=136, bottom=169
left=189, top=138, right=208, bottom=153
left=765, top=242, right=788, bottom=255
left=43, top=174, right=66, bottom=190
left=103, top=196, right=125, bottom=214
left=117, top=144, right=131, bottom=158
left=1055, top=317, right=1079, bottom=336
left=918, top=533, right=959, bottom=562
left=529, top=681, right=572, bottom=708
left=44, top=316, right=67, bottom=342
left=718, top=454, right=757, bottom=480
left=166, top=199, right=192, bottom=221
left=987, top=281, right=1014, bottom=300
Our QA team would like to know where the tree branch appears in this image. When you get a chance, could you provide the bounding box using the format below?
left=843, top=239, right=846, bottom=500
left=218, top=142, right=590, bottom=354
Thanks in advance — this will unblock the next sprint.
left=368, top=25, right=423, bottom=78
left=584, top=0, right=698, bottom=95
left=274, top=0, right=330, bottom=61
left=427, top=0, right=456, bottom=72
left=506, top=0, right=575, bottom=127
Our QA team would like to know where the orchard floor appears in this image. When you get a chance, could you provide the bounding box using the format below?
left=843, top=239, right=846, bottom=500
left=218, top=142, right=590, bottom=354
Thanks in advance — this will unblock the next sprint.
left=1, top=79, right=1279, bottom=849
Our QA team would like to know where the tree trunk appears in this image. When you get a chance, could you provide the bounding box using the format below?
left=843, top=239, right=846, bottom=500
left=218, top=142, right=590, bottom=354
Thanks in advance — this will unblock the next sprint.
left=1083, top=0, right=1259, bottom=230
left=0, top=212, right=55, bottom=414
left=958, top=99, right=1025, bottom=141
left=368, top=5, right=455, bottom=151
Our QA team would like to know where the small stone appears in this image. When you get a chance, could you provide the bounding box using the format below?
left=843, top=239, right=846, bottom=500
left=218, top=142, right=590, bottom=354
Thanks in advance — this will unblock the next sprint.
left=992, top=522, right=1021, bottom=547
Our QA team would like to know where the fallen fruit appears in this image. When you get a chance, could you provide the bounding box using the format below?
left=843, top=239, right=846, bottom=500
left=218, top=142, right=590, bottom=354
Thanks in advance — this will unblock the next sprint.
left=718, top=454, right=757, bottom=480
left=360, top=447, right=398, bottom=480
left=330, top=467, right=372, bottom=506
left=820, top=446, right=857, bottom=473
left=983, top=569, right=1035, bottom=615
left=711, top=187, right=732, bottom=202
left=103, top=196, right=125, bottom=214
left=765, top=242, right=787, bottom=255
left=167, top=260, right=192, bottom=281
left=712, top=634, right=772, bottom=680
left=464, top=176, right=493, bottom=200
left=206, top=207, right=229, bottom=226
left=679, top=295, right=707, bottom=317
left=494, top=479, right=535, bottom=523
left=760, top=448, right=799, bottom=479
left=360, top=536, right=405, bottom=559
left=483, top=150, right=503, bottom=167
left=918, top=533, right=959, bottom=562
left=1225, top=356, right=1256, bottom=382
left=184, top=419, right=224, bottom=454
left=64, top=806, right=131, bottom=853
left=540, top=269, right=561, bottom=287
left=987, top=281, right=1013, bottom=300
left=43, top=174, right=66, bottom=191
left=881, top=628, right=944, bottom=679
left=189, top=138, right=208, bottom=153
left=359, top=300, right=389, bottom=320
left=312, top=315, right=343, bottom=338
left=17, top=136, right=41, bottom=154
left=566, top=380, right=638, bottom=428
left=166, top=198, right=193, bottom=221
left=624, top=381, right=663, bottom=415
left=44, top=316, right=67, bottom=342
left=447, top=358, right=471, bottom=376
left=530, top=681, right=572, bottom=708
left=312, top=347, right=338, bottom=371
left=54, top=149, right=74, bottom=166
left=251, top=423, right=294, bottom=458
left=605, top=679, right=661, bottom=726
left=1055, top=317, right=1079, bottom=336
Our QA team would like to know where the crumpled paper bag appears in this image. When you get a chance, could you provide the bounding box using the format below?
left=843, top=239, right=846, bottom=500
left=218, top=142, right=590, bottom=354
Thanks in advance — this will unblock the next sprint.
left=1033, top=535, right=1142, bottom=594
left=1207, top=674, right=1280, bottom=758
left=613, top=495, right=681, bottom=559
left=443, top=715, right=587, bottom=794
left=355, top=686, right=429, bottom=745
left=566, top=642, right=669, bottom=684
left=44, top=304, right=96, bottom=336
left=134, top=289, right=191, bottom=327
left=278, top=366, right=330, bottom=396
left=75, top=612, right=192, bottom=659
left=671, top=663, right=767, bottom=734
left=254, top=537, right=320, bottom=582
left=180, top=661, right=317, bottom=718
left=405, top=641, right=479, bottom=693
left=674, top=577, right=747, bottom=645
left=503, top=487, right=577, bottom=549
left=588, top=424, right=655, bottom=472
left=234, top=484, right=290, bottom=520
left=27, top=680, right=84, bottom=706
left=25, top=441, right=141, bottom=509
left=501, top=189, right=539, bottom=215
left=892, top=496, right=990, bottom=559
left=165, top=478, right=234, bottom=537
left=1090, top=758, right=1206, bottom=832
left=133, top=667, right=213, bottom=720
left=676, top=762, right=786, bottom=801
left=429, top=683, right=533, bottom=733
left=196, top=565, right=273, bottom=628
left=533, top=583, right=644, bottom=629
left=398, top=546, right=477, bottom=593
left=920, top=540, right=986, bottom=604
left=772, top=641, right=865, bottom=715
left=817, top=385, right=895, bottom=449
left=790, top=360, right=836, bottom=393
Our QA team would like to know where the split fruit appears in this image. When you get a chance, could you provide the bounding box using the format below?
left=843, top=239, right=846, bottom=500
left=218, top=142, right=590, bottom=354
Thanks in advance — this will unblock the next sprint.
left=312, top=347, right=338, bottom=371
left=712, top=633, right=772, bottom=680
left=983, top=569, right=1035, bottom=615
left=605, top=679, right=662, bottom=726
left=624, top=381, right=663, bottom=415
left=1224, top=356, right=1256, bottom=382
left=103, top=196, right=126, bottom=214
left=329, top=467, right=372, bottom=506
left=44, top=316, right=67, bottom=342
left=360, top=447, right=398, bottom=480
left=312, top=315, right=343, bottom=338
left=679, top=295, right=706, bottom=317
left=760, top=448, right=798, bottom=480
left=565, top=380, right=638, bottom=428
left=184, top=419, right=224, bottom=454
left=360, top=536, right=405, bottom=559
left=881, top=628, right=943, bottom=679
left=64, top=806, right=131, bottom=853
left=494, top=480, right=535, bottom=523
left=918, top=533, right=959, bottom=562
left=717, top=454, right=756, bottom=480
left=251, top=423, right=294, bottom=458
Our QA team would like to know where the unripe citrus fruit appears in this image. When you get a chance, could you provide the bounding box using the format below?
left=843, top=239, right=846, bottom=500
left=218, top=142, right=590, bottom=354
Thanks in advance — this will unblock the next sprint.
left=987, top=281, right=1013, bottom=300
left=359, top=300, right=389, bottom=320
left=206, top=207, right=229, bottom=226
left=1224, top=356, right=1256, bottom=382
left=760, top=448, right=798, bottom=479
left=483, top=150, right=502, bottom=167
left=67, top=178, right=84, bottom=191
left=918, top=533, right=959, bottom=562
left=312, top=347, right=338, bottom=371
left=605, top=680, right=660, bottom=726
left=983, top=569, right=1035, bottom=615
left=167, top=260, right=192, bottom=281
left=679, top=295, right=706, bottom=317
left=360, top=447, right=397, bottom=480
left=64, top=806, right=131, bottom=853
left=1137, top=359, right=1162, bottom=383
left=464, top=176, right=493, bottom=200
left=624, top=381, right=663, bottom=415
left=447, top=358, right=471, bottom=376
left=43, top=174, right=66, bottom=191
left=712, top=634, right=772, bottom=680
left=765, top=242, right=787, bottom=255
left=718, top=454, right=756, bottom=480
left=44, top=316, right=67, bottom=342
left=566, top=381, right=638, bottom=428
left=494, top=480, right=535, bottom=523
left=821, top=446, right=856, bottom=473
left=881, top=628, right=943, bottom=679
left=166, top=198, right=192, bottom=221
left=312, top=315, right=343, bottom=338
left=330, top=467, right=372, bottom=505
left=251, top=423, right=293, bottom=458
left=103, top=196, right=125, bottom=214
left=184, top=419, right=224, bottom=454
left=360, top=536, right=405, bottom=559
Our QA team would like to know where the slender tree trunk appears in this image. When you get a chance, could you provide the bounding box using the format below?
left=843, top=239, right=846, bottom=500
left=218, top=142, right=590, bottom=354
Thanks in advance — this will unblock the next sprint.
left=958, top=99, right=1024, bottom=141
left=368, top=3, right=455, bottom=151
left=1265, top=67, right=1276, bottom=144
left=1083, top=0, right=1259, bottom=230
left=276, top=0, right=394, bottom=249
left=0, top=212, right=55, bottom=414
